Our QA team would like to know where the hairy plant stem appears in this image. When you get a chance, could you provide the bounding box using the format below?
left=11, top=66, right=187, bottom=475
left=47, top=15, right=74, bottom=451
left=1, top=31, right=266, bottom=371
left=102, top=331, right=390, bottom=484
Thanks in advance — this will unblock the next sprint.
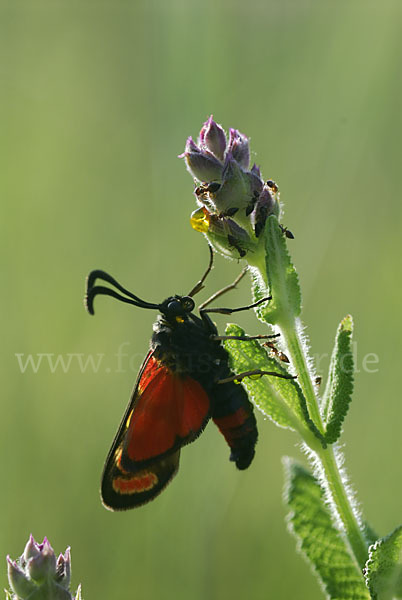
left=318, top=445, right=368, bottom=568
left=249, top=249, right=369, bottom=570
left=280, top=322, right=324, bottom=435
left=279, top=318, right=369, bottom=569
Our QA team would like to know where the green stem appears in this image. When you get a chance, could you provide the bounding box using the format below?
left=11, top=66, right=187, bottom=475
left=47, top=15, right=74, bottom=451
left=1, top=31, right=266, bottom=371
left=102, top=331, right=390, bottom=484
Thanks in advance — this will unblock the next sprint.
left=249, top=234, right=368, bottom=569
left=280, top=318, right=368, bottom=569
left=281, top=322, right=324, bottom=435
left=318, top=446, right=368, bottom=569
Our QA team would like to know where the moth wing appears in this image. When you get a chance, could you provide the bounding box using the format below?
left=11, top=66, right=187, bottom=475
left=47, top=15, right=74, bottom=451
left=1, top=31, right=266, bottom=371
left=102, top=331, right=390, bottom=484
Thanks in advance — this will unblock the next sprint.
left=101, top=351, right=210, bottom=510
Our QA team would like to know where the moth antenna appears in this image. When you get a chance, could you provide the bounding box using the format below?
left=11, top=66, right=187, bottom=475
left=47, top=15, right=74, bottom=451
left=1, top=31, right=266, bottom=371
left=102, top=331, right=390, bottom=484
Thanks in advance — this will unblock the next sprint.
left=85, top=270, right=160, bottom=314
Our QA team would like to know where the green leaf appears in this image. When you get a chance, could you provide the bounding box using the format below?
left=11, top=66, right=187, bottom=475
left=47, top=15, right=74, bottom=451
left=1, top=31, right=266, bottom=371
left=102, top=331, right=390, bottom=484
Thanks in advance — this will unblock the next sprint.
left=253, top=215, right=301, bottom=324
left=224, top=324, right=317, bottom=436
left=322, top=315, right=354, bottom=444
left=284, top=460, right=370, bottom=600
left=364, top=525, right=402, bottom=599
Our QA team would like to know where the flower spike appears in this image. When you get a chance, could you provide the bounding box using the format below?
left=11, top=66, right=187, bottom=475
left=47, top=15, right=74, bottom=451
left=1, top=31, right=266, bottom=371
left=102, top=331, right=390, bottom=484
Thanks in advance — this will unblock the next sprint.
left=6, top=535, right=81, bottom=600
left=181, top=117, right=282, bottom=259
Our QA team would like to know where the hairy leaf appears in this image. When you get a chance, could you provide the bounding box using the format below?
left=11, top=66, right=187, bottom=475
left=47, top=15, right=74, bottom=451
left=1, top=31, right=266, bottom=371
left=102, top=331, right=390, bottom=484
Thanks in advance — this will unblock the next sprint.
left=322, top=316, right=354, bottom=444
left=253, top=215, right=301, bottom=324
left=284, top=460, right=370, bottom=600
left=364, top=525, right=402, bottom=599
left=224, top=324, right=316, bottom=435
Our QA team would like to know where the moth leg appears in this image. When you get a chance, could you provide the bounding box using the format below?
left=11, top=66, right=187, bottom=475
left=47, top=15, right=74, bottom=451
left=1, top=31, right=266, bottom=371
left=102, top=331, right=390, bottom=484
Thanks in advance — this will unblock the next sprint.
left=199, top=309, right=220, bottom=335
left=200, top=297, right=274, bottom=336
left=199, top=267, right=248, bottom=310
left=211, top=333, right=280, bottom=342
left=218, top=369, right=296, bottom=384
left=201, top=295, right=271, bottom=316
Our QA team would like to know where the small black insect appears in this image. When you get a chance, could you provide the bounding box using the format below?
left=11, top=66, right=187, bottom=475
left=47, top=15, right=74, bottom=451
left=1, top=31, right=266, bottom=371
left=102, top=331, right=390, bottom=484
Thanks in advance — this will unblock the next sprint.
left=266, top=179, right=279, bottom=193
left=279, top=224, right=295, bottom=239
left=194, top=181, right=221, bottom=197
left=219, top=206, right=239, bottom=218
left=227, top=234, right=247, bottom=257
left=264, top=341, right=290, bottom=364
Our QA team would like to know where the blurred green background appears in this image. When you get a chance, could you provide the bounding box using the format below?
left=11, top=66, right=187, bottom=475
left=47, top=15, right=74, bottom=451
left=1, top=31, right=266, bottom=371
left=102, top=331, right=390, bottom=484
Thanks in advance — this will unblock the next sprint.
left=2, top=0, right=402, bottom=598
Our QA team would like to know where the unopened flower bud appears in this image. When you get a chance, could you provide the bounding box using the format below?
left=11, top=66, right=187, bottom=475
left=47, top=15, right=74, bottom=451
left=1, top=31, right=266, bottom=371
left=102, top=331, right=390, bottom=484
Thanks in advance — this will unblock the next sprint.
left=55, top=549, right=71, bottom=589
left=7, top=558, right=36, bottom=598
left=210, top=152, right=250, bottom=215
left=228, top=128, right=250, bottom=169
left=250, top=163, right=261, bottom=178
left=191, top=206, right=251, bottom=259
left=247, top=169, right=264, bottom=197
left=183, top=117, right=286, bottom=259
left=28, top=539, right=56, bottom=583
left=6, top=535, right=81, bottom=600
left=250, top=185, right=278, bottom=238
left=24, top=535, right=42, bottom=562
left=180, top=136, right=223, bottom=182
left=199, top=115, right=227, bottom=161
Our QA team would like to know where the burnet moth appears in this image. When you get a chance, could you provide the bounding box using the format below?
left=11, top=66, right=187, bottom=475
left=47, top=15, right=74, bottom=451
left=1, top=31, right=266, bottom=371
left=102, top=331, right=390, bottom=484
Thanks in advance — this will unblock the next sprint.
left=85, top=248, right=289, bottom=510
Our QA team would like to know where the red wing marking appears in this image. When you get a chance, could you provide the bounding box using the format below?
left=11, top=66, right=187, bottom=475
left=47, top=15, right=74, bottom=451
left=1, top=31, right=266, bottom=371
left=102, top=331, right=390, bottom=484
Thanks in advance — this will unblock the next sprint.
left=125, top=355, right=210, bottom=462
left=113, top=471, right=158, bottom=495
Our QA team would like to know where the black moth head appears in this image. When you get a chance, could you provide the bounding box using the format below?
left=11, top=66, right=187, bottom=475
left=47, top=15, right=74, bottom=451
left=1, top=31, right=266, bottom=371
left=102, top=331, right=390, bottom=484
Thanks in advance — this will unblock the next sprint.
left=159, top=295, right=195, bottom=321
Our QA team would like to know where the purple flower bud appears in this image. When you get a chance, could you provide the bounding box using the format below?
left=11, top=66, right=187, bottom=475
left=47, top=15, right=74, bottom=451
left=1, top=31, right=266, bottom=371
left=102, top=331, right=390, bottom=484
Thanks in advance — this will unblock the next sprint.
left=247, top=170, right=264, bottom=197
left=24, top=534, right=42, bottom=561
left=250, top=163, right=261, bottom=178
left=212, top=152, right=252, bottom=214
left=250, top=185, right=277, bottom=238
left=182, top=117, right=284, bottom=258
left=199, top=115, right=227, bottom=161
left=55, top=548, right=71, bottom=589
left=180, top=136, right=223, bottom=182
left=228, top=128, right=250, bottom=169
left=179, top=136, right=200, bottom=157
left=6, top=535, right=80, bottom=600
left=7, top=557, right=36, bottom=598
left=28, top=539, right=57, bottom=583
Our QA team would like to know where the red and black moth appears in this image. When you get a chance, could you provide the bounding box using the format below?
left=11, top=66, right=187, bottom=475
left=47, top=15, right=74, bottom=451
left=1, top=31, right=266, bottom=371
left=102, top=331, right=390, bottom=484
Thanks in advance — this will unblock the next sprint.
left=85, top=248, right=288, bottom=510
